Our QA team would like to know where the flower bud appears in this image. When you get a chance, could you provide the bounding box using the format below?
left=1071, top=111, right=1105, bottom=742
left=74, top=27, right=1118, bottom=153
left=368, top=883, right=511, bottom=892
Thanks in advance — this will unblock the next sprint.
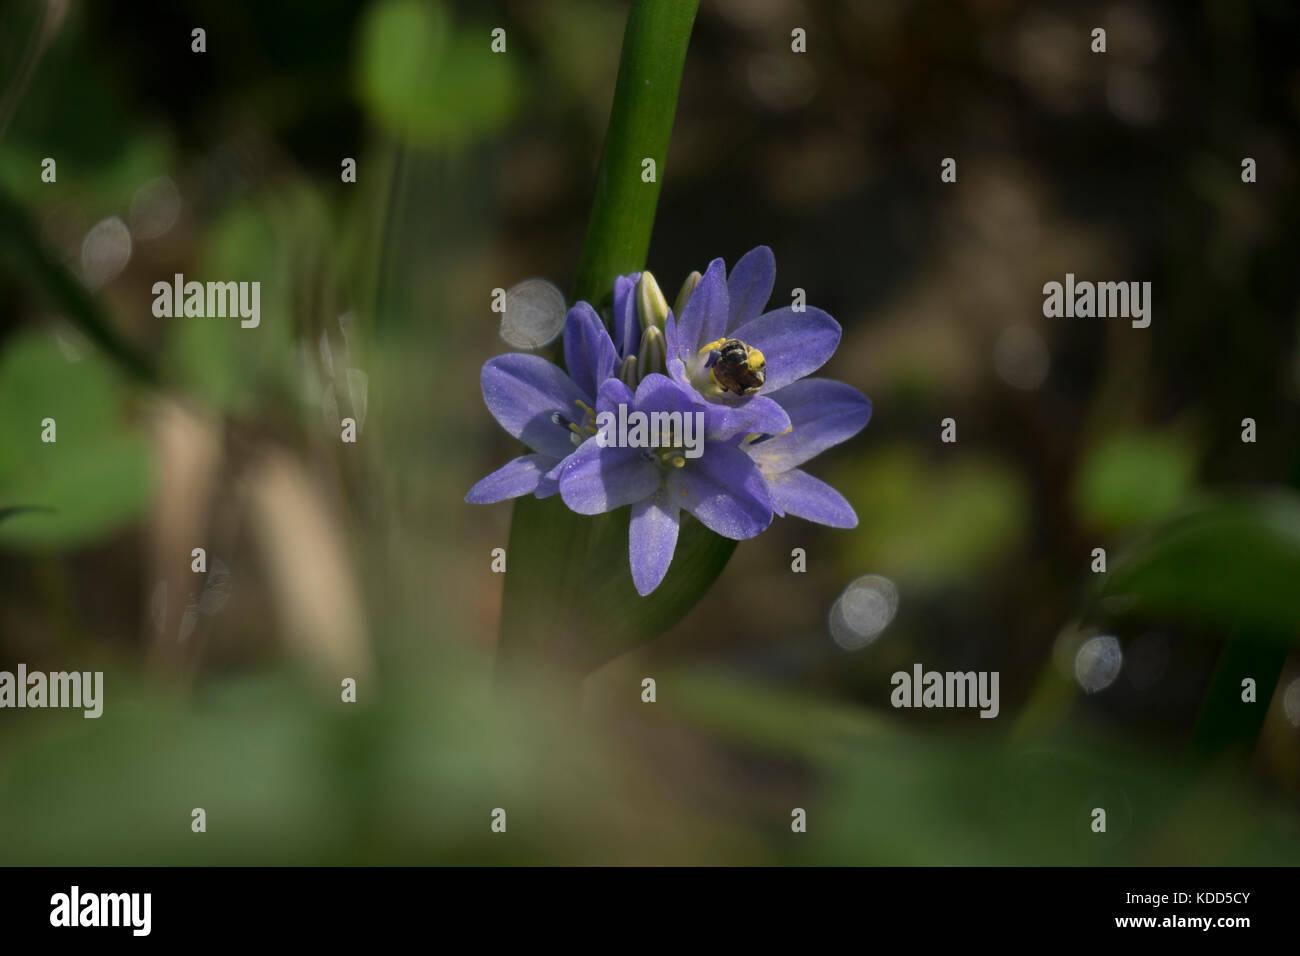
left=619, top=354, right=639, bottom=388
left=637, top=271, right=670, bottom=332
left=673, top=270, right=702, bottom=318
left=637, top=325, right=667, bottom=381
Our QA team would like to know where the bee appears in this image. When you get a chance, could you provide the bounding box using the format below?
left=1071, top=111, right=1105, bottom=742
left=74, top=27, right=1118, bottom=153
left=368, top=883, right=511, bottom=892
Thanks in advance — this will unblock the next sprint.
left=704, top=338, right=766, bottom=395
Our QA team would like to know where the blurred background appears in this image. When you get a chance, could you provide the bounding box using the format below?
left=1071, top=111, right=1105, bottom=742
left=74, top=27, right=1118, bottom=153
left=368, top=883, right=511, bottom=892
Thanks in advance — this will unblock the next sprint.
left=1, top=0, right=1298, bottom=864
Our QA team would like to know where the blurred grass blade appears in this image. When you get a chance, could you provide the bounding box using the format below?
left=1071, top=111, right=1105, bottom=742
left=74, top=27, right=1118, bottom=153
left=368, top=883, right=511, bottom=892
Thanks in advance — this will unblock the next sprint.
left=0, top=186, right=158, bottom=385
left=0, top=504, right=54, bottom=522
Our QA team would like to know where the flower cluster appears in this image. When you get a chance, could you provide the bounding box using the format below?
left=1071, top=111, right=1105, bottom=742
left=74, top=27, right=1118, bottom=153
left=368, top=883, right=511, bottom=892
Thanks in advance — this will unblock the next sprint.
left=467, top=246, right=871, bottom=595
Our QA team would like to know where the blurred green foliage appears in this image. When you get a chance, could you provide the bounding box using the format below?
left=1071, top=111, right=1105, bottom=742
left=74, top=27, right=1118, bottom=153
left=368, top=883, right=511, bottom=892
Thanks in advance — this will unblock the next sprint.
left=835, top=446, right=1027, bottom=587
left=1104, top=492, right=1300, bottom=642
left=168, top=200, right=294, bottom=413
left=0, top=0, right=1297, bottom=865
left=0, top=331, right=147, bottom=547
left=1075, top=429, right=1198, bottom=532
left=4, top=653, right=1298, bottom=865
left=356, top=0, right=520, bottom=148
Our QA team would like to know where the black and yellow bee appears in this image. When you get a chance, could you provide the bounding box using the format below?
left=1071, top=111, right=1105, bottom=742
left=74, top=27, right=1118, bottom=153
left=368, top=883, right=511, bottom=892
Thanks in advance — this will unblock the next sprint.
left=703, top=338, right=766, bottom=395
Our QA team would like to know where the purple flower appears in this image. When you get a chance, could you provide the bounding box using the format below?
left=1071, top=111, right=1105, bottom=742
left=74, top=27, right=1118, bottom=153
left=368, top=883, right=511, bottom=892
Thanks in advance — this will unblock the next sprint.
left=465, top=303, right=616, bottom=503
left=663, top=246, right=841, bottom=434
left=558, top=374, right=774, bottom=595
left=468, top=249, right=872, bottom=598
left=743, top=378, right=872, bottom=528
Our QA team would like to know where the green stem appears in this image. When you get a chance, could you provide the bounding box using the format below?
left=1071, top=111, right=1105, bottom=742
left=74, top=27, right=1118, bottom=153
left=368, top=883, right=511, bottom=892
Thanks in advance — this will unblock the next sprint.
left=496, top=0, right=700, bottom=684
left=570, top=0, right=699, bottom=305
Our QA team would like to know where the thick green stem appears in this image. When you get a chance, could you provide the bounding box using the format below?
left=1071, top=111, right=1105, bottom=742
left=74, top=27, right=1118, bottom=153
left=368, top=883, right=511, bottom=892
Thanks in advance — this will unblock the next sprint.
left=496, top=0, right=702, bottom=684
left=570, top=0, right=699, bottom=305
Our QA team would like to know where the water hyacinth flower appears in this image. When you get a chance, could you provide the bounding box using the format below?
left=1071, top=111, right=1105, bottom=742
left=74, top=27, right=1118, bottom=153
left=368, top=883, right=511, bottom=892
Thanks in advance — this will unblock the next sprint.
left=558, top=373, right=774, bottom=595
left=467, top=247, right=872, bottom=597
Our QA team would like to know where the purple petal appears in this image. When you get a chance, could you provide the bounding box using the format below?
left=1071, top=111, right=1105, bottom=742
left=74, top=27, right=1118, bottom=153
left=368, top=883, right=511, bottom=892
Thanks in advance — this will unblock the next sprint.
left=558, top=437, right=659, bottom=515
left=703, top=394, right=792, bottom=441
left=612, top=272, right=641, bottom=360
left=633, top=372, right=698, bottom=417
left=730, top=306, right=841, bottom=393
left=766, top=468, right=857, bottom=528
left=665, top=351, right=691, bottom=393
left=466, top=454, right=558, bottom=504
left=695, top=258, right=732, bottom=347
left=563, top=302, right=617, bottom=399
left=535, top=473, right=560, bottom=498
left=670, top=442, right=772, bottom=540
left=726, top=245, right=776, bottom=333
left=597, top=376, right=635, bottom=414
left=673, top=258, right=728, bottom=362
left=748, top=378, right=871, bottom=473
left=663, top=312, right=682, bottom=365
left=481, top=353, right=589, bottom=458
left=629, top=487, right=681, bottom=595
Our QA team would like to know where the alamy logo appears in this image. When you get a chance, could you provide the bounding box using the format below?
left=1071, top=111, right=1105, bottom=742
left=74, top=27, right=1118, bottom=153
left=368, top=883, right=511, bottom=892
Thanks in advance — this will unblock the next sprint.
left=1042, top=273, right=1151, bottom=328
left=595, top=404, right=706, bottom=459
left=152, top=273, right=261, bottom=328
left=890, top=663, right=1000, bottom=718
left=50, top=886, right=151, bottom=936
left=0, top=664, right=102, bottom=718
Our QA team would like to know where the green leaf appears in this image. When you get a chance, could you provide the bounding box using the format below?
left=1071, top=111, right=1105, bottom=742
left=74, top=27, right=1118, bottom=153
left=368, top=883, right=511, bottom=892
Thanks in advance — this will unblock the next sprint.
left=1100, top=491, right=1300, bottom=643
left=0, top=331, right=149, bottom=547
left=1074, top=429, right=1197, bottom=531
left=356, top=0, right=519, bottom=149
left=833, top=445, right=1026, bottom=587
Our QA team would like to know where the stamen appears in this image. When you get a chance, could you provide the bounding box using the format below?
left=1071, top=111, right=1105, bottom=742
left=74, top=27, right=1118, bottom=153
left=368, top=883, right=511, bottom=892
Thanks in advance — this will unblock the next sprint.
left=744, top=423, right=792, bottom=447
